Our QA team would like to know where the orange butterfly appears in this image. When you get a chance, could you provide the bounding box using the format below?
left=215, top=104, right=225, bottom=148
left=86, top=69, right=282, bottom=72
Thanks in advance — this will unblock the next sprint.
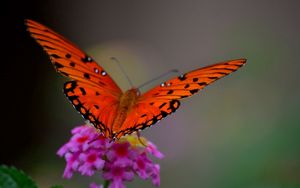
left=26, top=19, right=246, bottom=140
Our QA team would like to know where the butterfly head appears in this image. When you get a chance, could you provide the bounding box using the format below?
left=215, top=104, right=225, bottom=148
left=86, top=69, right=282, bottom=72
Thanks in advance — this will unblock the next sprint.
left=128, top=88, right=141, bottom=97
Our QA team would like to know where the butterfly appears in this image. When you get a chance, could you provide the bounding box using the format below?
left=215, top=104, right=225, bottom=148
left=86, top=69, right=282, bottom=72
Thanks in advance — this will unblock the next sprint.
left=26, top=19, right=246, bottom=140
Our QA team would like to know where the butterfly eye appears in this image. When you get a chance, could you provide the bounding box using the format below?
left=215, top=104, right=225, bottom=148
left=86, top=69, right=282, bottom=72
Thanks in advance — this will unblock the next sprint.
left=101, top=71, right=107, bottom=76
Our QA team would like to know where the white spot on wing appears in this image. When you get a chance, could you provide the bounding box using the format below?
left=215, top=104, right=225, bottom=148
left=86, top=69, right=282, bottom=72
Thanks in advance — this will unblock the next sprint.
left=101, top=71, right=107, bottom=76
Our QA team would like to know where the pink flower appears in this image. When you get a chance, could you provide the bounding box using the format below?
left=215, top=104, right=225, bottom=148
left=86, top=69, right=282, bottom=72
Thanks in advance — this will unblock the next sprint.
left=58, top=125, right=163, bottom=187
left=89, top=183, right=103, bottom=188
left=106, top=142, right=135, bottom=166
left=150, top=164, right=161, bottom=186
left=103, top=162, right=134, bottom=188
left=133, top=152, right=152, bottom=179
left=78, top=149, right=105, bottom=176
left=62, top=152, right=80, bottom=178
left=146, top=141, right=164, bottom=159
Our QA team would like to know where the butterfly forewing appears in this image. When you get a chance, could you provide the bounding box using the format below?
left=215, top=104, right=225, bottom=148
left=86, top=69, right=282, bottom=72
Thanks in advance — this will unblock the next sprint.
left=64, top=81, right=120, bottom=137
left=114, top=59, right=246, bottom=138
left=26, top=19, right=122, bottom=95
left=141, top=59, right=246, bottom=100
left=26, top=19, right=123, bottom=136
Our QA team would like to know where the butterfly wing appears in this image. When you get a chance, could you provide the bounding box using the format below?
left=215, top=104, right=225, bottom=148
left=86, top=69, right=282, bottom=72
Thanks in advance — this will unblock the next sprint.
left=26, top=19, right=122, bottom=136
left=64, top=81, right=119, bottom=137
left=114, top=59, right=246, bottom=138
left=25, top=19, right=121, bottom=94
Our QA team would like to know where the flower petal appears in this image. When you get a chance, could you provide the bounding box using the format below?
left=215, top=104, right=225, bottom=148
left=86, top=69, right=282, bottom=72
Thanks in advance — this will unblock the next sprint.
left=146, top=142, right=164, bottom=159
left=90, top=183, right=103, bottom=188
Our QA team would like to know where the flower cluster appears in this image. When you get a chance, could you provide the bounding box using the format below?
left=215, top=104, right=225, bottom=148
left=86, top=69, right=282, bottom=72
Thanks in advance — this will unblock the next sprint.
left=57, top=125, right=164, bottom=188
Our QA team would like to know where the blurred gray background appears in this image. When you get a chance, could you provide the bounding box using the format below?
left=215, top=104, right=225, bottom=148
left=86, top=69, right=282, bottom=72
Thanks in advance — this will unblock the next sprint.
left=2, top=0, right=300, bottom=187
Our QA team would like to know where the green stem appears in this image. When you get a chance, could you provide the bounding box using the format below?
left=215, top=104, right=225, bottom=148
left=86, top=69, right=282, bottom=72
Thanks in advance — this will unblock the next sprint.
left=103, top=180, right=110, bottom=188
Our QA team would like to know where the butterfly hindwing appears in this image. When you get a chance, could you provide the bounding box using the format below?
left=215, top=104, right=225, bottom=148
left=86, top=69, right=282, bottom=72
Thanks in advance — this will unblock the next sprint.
left=64, top=81, right=120, bottom=137
left=114, top=99, right=180, bottom=139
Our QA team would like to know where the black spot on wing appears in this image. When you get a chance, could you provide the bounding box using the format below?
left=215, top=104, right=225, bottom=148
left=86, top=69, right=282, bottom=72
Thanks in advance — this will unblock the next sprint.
left=84, top=73, right=90, bottom=79
left=94, top=105, right=99, bottom=109
left=65, top=53, right=72, bottom=58
left=193, top=78, right=198, bottom=82
left=67, top=95, right=78, bottom=102
left=169, top=100, right=180, bottom=112
left=79, top=87, right=86, bottom=95
left=50, top=54, right=60, bottom=59
left=159, top=102, right=167, bottom=109
left=214, top=72, right=227, bottom=75
left=184, top=84, right=190, bottom=89
left=70, top=62, right=75, bottom=67
left=167, top=90, right=174, bottom=94
left=178, top=74, right=187, bottom=81
left=189, top=89, right=199, bottom=94
left=54, top=62, right=64, bottom=69
left=64, top=81, right=77, bottom=92
left=60, top=71, right=69, bottom=77
left=81, top=55, right=93, bottom=63
left=198, top=82, right=207, bottom=86
left=160, top=111, right=168, bottom=117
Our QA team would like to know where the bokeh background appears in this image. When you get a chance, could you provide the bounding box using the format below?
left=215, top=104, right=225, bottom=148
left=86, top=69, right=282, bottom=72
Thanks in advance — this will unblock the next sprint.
left=2, top=0, right=300, bottom=187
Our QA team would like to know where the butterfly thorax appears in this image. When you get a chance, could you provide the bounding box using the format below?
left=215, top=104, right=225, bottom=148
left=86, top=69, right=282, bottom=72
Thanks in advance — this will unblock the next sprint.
left=110, top=88, right=140, bottom=138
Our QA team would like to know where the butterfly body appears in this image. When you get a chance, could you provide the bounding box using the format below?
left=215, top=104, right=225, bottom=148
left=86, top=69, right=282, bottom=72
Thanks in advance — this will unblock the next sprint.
left=111, top=88, right=140, bottom=136
left=26, top=19, right=246, bottom=140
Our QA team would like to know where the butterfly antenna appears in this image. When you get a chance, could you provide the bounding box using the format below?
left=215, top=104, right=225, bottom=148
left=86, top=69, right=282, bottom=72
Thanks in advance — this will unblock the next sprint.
left=137, top=69, right=179, bottom=89
left=111, top=57, right=134, bottom=87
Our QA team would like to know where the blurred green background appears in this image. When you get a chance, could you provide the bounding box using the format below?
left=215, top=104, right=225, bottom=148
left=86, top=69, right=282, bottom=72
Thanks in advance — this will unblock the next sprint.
left=2, top=0, right=300, bottom=187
